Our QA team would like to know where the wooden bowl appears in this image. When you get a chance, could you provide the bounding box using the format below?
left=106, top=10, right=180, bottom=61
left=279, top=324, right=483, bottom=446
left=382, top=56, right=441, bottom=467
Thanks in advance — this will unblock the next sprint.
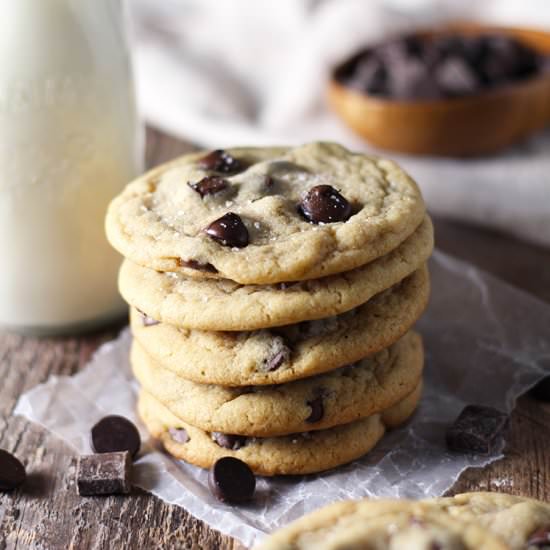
left=327, top=23, right=550, bottom=156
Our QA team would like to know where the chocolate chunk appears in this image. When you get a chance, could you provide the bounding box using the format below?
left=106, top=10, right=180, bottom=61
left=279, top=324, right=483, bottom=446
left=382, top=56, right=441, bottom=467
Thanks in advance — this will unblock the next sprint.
left=0, top=449, right=26, bottom=492
left=530, top=376, right=550, bottom=402
left=205, top=212, right=249, bottom=248
left=527, top=527, right=550, bottom=547
left=306, top=395, right=324, bottom=423
left=138, top=309, right=160, bottom=327
left=178, top=258, right=218, bottom=273
left=446, top=405, right=508, bottom=455
left=91, top=415, right=141, bottom=458
left=208, top=457, right=256, bottom=504
left=211, top=432, right=247, bottom=450
left=198, top=149, right=243, bottom=174
left=435, top=57, right=478, bottom=96
left=299, top=185, right=352, bottom=224
left=77, top=451, right=131, bottom=496
left=169, top=427, right=189, bottom=444
left=188, top=176, right=229, bottom=198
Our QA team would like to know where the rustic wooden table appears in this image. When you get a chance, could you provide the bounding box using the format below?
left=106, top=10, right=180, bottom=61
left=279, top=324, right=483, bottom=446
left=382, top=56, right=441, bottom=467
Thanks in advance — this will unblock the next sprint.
left=1, top=129, right=549, bottom=550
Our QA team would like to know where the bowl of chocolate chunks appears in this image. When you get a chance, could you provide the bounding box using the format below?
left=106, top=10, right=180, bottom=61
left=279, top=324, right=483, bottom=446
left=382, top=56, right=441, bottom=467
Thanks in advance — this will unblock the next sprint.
left=328, top=23, right=550, bottom=156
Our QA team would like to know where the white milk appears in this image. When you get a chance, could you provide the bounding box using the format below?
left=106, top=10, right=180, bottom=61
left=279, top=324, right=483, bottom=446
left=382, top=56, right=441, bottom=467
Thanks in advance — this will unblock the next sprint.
left=0, top=0, right=143, bottom=334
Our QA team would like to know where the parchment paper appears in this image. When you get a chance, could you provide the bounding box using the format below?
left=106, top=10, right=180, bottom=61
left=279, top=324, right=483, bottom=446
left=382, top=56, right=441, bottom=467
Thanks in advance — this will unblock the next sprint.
left=14, top=250, right=550, bottom=549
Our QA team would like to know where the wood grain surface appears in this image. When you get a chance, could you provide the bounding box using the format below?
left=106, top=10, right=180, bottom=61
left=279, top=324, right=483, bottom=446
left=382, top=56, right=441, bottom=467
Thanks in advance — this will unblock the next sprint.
left=1, top=128, right=549, bottom=550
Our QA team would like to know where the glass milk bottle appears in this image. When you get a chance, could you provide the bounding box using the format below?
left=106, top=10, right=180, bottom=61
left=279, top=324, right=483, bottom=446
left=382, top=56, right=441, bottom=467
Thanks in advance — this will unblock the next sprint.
left=0, top=0, right=143, bottom=335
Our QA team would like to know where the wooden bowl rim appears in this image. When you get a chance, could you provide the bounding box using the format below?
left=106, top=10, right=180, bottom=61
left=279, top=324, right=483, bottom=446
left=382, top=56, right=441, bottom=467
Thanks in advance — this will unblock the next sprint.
left=330, top=22, right=550, bottom=109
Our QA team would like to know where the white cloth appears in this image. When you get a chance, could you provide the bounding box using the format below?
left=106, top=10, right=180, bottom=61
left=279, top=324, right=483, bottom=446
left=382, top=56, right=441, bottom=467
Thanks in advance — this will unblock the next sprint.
left=129, top=0, right=550, bottom=248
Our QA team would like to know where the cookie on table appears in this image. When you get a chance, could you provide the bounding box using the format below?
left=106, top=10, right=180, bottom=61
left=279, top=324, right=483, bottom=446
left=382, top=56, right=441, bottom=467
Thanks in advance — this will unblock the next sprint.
left=137, top=381, right=422, bottom=476
left=106, top=142, right=426, bottom=285
left=119, top=216, right=432, bottom=331
left=254, top=498, right=507, bottom=550
left=429, top=492, right=550, bottom=550
left=131, top=331, right=423, bottom=437
left=130, top=267, right=429, bottom=386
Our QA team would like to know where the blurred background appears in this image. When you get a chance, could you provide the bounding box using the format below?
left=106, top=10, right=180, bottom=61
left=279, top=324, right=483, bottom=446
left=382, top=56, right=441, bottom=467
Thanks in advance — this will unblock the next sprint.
left=128, top=0, right=550, bottom=249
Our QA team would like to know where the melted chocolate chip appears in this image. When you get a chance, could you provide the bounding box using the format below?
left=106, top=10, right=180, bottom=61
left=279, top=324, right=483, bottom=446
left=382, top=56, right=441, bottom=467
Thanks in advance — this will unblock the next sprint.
left=208, top=457, right=256, bottom=503
left=138, top=309, right=160, bottom=327
left=198, top=149, right=243, bottom=174
left=299, top=185, right=352, bottom=224
left=211, top=432, right=247, bottom=450
left=188, top=175, right=229, bottom=198
left=205, top=212, right=249, bottom=248
left=169, top=427, right=189, bottom=444
left=178, top=259, right=218, bottom=273
left=527, top=527, right=550, bottom=547
left=91, top=415, right=141, bottom=458
left=306, top=395, right=324, bottom=423
left=446, top=405, right=508, bottom=455
left=0, top=450, right=26, bottom=492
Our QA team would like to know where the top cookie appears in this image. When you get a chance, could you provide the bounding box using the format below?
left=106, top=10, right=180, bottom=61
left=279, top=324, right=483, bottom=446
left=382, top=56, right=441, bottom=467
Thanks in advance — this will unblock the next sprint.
left=106, top=142, right=426, bottom=284
left=254, top=498, right=507, bottom=550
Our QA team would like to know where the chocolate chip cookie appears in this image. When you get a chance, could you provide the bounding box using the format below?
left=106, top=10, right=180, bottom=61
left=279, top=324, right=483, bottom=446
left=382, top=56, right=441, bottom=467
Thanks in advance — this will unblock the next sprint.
left=428, top=492, right=550, bottom=550
left=137, top=381, right=422, bottom=476
left=254, top=498, right=507, bottom=550
left=119, top=217, right=432, bottom=331
left=106, top=142, right=426, bottom=284
left=130, top=266, right=429, bottom=386
left=131, top=331, right=423, bottom=437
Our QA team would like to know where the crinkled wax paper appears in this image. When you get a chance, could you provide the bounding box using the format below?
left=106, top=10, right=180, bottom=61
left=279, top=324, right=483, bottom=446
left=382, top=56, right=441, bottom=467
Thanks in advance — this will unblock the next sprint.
left=15, top=250, right=550, bottom=548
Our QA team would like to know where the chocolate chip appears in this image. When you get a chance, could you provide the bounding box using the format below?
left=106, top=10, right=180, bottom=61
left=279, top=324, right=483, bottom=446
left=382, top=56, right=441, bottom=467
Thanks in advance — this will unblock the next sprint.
left=208, top=456, right=256, bottom=504
left=198, top=149, right=243, bottom=174
left=178, top=258, right=218, bottom=273
left=0, top=450, right=26, bottom=492
left=445, top=405, right=508, bottom=455
left=211, top=432, right=247, bottom=450
left=306, top=395, right=324, bottom=423
left=261, top=339, right=290, bottom=372
left=435, top=57, right=478, bottom=96
left=205, top=212, right=249, bottom=248
left=527, top=527, right=550, bottom=547
left=351, top=56, right=388, bottom=95
left=169, top=427, right=189, bottom=444
left=77, top=451, right=131, bottom=496
left=188, top=176, right=229, bottom=198
left=263, top=350, right=288, bottom=372
left=91, top=415, right=141, bottom=458
left=299, top=185, right=352, bottom=224
left=137, top=309, right=160, bottom=327
left=336, top=33, right=542, bottom=100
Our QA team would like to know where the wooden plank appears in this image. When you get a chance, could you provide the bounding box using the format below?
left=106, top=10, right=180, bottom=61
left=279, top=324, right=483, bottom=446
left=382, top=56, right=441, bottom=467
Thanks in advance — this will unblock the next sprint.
left=1, top=128, right=549, bottom=549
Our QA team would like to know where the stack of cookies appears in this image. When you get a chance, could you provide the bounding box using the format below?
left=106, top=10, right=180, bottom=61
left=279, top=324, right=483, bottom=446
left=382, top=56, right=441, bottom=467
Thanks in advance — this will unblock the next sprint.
left=105, top=142, right=433, bottom=476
